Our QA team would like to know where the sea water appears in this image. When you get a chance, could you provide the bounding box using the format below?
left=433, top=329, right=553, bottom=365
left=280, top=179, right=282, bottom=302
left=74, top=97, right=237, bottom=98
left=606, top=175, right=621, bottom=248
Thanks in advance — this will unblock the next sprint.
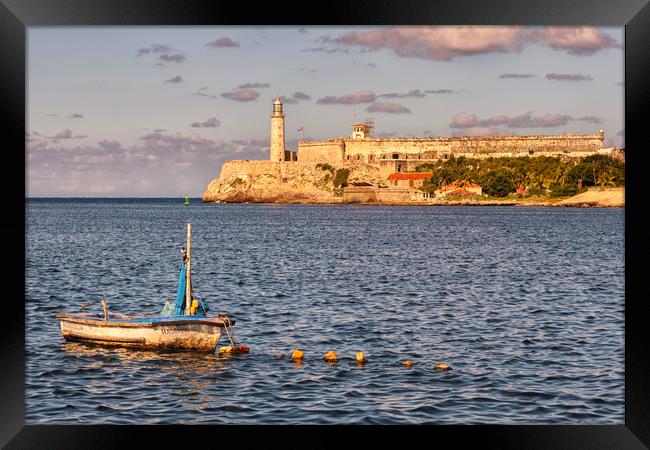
left=25, top=199, right=624, bottom=424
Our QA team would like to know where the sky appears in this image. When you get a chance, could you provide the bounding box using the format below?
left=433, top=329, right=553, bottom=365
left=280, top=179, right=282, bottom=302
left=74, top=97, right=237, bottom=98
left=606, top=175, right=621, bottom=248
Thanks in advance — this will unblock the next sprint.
left=26, top=26, right=624, bottom=197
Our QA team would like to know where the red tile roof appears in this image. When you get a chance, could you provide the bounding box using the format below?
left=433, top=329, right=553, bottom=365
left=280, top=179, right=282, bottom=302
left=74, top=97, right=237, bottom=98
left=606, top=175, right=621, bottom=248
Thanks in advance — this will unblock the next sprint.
left=387, top=172, right=433, bottom=181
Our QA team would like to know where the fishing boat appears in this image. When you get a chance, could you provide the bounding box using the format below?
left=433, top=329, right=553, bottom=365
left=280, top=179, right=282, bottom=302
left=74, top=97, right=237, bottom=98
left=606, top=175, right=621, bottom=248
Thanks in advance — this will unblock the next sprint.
left=56, top=222, right=235, bottom=353
left=184, top=195, right=191, bottom=205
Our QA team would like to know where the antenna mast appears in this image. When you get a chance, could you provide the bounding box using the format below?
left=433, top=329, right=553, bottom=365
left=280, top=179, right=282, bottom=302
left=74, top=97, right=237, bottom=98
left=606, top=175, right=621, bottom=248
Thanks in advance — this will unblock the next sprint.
left=184, top=222, right=192, bottom=315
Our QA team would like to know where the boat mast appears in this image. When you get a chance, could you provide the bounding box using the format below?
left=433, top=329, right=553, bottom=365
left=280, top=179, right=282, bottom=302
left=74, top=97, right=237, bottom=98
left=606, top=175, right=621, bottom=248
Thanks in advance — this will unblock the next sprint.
left=185, top=221, right=192, bottom=315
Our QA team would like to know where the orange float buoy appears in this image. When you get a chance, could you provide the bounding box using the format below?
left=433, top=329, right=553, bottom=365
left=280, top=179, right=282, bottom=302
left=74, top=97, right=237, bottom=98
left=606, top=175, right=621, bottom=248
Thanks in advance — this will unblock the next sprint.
left=219, top=345, right=250, bottom=354
left=291, top=349, right=304, bottom=360
left=323, top=351, right=338, bottom=362
left=403, top=360, right=414, bottom=367
left=355, top=352, right=366, bottom=364
left=433, top=362, right=451, bottom=371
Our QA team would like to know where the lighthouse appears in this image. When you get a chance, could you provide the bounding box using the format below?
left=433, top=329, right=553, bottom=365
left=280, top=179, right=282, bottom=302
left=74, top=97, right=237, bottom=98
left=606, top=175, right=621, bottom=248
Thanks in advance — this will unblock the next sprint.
left=270, top=97, right=285, bottom=162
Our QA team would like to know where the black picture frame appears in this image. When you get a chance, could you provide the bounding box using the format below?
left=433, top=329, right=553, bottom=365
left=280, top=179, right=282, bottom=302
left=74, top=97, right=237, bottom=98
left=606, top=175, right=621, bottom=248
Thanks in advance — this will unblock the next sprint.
left=3, top=0, right=649, bottom=447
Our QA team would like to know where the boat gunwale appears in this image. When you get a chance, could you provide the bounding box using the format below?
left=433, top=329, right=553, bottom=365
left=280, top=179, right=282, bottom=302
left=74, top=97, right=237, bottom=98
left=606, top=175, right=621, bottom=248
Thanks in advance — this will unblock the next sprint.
left=56, top=314, right=234, bottom=328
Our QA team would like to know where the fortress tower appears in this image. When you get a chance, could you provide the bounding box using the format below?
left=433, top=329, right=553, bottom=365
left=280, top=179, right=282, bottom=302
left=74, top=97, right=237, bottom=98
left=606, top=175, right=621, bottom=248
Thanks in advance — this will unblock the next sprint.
left=270, top=97, right=285, bottom=162
left=351, top=120, right=373, bottom=140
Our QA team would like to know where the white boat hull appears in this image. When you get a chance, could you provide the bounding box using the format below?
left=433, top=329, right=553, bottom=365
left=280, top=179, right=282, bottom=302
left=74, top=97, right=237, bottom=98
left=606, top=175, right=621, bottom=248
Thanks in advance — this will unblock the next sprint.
left=58, top=315, right=232, bottom=353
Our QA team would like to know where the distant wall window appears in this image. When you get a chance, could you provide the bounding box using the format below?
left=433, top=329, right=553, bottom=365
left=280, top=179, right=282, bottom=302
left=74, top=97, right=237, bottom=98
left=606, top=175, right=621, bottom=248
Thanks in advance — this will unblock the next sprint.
left=392, top=153, right=399, bottom=159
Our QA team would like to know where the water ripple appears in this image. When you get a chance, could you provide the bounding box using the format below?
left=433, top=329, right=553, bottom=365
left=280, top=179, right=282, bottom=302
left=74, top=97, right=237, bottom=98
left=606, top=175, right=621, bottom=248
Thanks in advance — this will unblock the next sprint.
left=25, top=200, right=624, bottom=424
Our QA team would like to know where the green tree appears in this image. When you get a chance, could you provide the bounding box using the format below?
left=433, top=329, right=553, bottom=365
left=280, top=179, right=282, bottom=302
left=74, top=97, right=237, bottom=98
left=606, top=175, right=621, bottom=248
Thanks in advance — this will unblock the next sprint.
left=333, top=168, right=350, bottom=187
left=478, top=170, right=516, bottom=197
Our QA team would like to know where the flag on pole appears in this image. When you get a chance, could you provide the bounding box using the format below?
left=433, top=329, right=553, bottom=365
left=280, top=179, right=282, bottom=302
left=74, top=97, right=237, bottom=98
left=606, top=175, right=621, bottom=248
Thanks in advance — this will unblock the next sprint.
left=297, top=127, right=304, bottom=132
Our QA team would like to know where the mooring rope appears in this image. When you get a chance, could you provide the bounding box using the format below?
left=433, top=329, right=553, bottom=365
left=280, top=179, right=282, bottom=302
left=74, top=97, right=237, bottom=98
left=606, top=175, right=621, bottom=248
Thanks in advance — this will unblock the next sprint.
left=222, top=316, right=236, bottom=347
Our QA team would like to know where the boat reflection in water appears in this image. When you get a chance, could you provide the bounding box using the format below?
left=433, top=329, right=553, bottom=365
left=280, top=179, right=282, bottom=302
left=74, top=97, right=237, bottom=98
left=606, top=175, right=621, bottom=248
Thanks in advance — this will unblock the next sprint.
left=59, top=341, right=232, bottom=417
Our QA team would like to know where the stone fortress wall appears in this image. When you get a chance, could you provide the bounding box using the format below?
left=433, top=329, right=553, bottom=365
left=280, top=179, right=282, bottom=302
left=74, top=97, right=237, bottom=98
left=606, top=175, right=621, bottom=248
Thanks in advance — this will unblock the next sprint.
left=217, top=159, right=379, bottom=186
left=298, top=131, right=606, bottom=165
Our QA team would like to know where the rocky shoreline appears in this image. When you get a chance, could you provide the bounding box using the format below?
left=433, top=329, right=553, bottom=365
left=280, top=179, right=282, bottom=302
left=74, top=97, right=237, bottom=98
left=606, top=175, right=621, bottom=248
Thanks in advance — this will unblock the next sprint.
left=202, top=163, right=624, bottom=207
left=203, top=187, right=624, bottom=208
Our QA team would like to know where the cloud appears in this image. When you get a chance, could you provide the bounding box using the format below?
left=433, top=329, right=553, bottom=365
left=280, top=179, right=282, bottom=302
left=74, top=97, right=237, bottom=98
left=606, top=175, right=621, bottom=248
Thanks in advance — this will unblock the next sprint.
left=278, top=92, right=312, bottom=104
left=451, top=127, right=505, bottom=136
left=53, top=129, right=73, bottom=139
left=159, top=53, right=185, bottom=63
left=67, top=113, right=84, bottom=118
left=42, top=129, right=88, bottom=140
left=379, top=89, right=427, bottom=98
left=221, top=88, right=259, bottom=102
left=529, top=27, right=623, bottom=55
left=136, top=44, right=172, bottom=56
left=27, top=131, right=274, bottom=196
left=301, top=47, right=349, bottom=54
left=278, top=96, right=298, bottom=104
left=190, top=117, right=221, bottom=128
left=576, top=116, right=602, bottom=124
left=293, top=91, right=311, bottom=101
left=191, top=90, right=219, bottom=99
left=425, top=89, right=460, bottom=94
left=545, top=73, right=593, bottom=81
left=97, top=139, right=123, bottom=151
left=450, top=111, right=585, bottom=129
left=498, top=73, right=537, bottom=79
left=378, top=89, right=459, bottom=98
left=322, top=26, right=622, bottom=61
left=298, top=28, right=309, bottom=34
left=165, top=75, right=183, bottom=83
left=366, top=102, right=411, bottom=114
left=508, top=113, right=573, bottom=128
left=136, top=44, right=185, bottom=63
left=617, top=129, right=624, bottom=136
left=316, top=90, right=376, bottom=105
left=325, top=26, right=528, bottom=61
left=206, top=37, right=240, bottom=48
left=238, top=82, right=270, bottom=89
